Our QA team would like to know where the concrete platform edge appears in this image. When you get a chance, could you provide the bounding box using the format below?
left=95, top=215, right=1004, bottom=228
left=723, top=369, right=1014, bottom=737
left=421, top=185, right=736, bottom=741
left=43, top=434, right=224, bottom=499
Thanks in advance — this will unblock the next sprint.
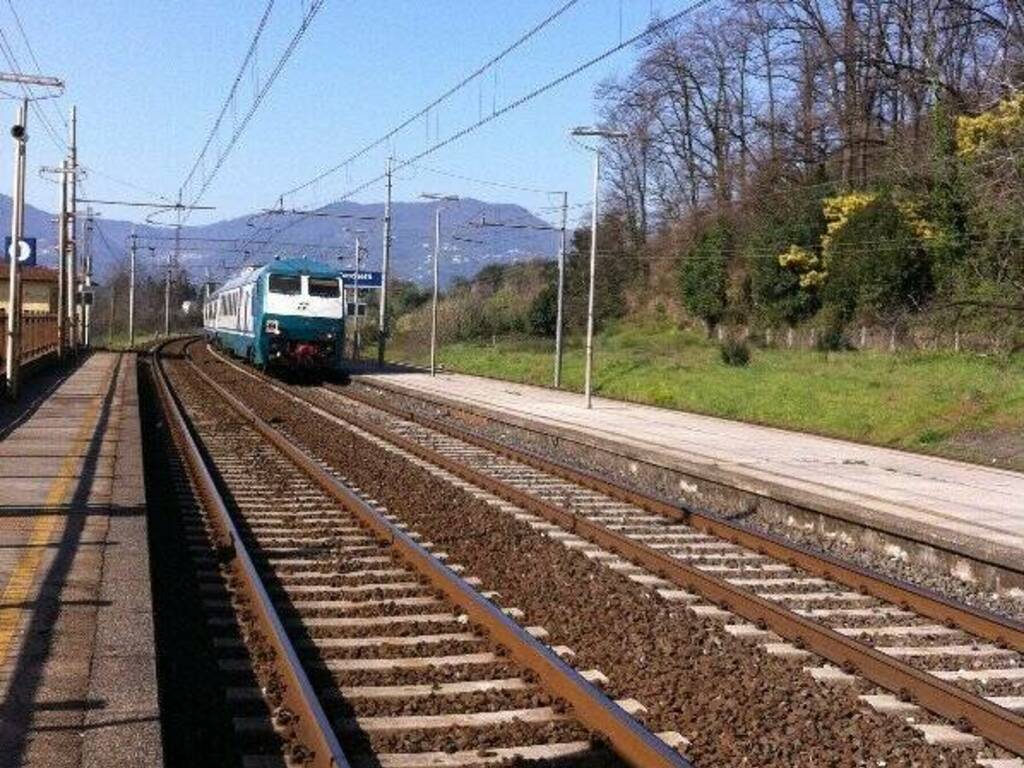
left=80, top=353, right=164, bottom=767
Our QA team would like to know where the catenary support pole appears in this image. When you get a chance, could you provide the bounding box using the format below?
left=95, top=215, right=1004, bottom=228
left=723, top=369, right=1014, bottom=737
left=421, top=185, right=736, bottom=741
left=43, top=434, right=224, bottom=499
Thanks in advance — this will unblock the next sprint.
left=584, top=149, right=599, bottom=409
left=168, top=193, right=181, bottom=337
left=83, top=208, right=93, bottom=346
left=128, top=232, right=136, bottom=348
left=554, top=190, right=567, bottom=388
left=5, top=100, right=27, bottom=399
left=430, top=206, right=440, bottom=377
left=377, top=156, right=392, bottom=367
left=164, top=253, right=171, bottom=337
left=353, top=234, right=362, bottom=361
left=68, top=106, right=78, bottom=354
left=57, top=159, right=69, bottom=356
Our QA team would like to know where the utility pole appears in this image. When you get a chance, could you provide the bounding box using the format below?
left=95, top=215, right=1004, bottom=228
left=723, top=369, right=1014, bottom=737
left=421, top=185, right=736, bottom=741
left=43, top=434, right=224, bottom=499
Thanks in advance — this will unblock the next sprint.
left=554, top=191, right=568, bottom=388
left=168, top=191, right=182, bottom=338
left=421, top=193, right=458, bottom=377
left=58, top=160, right=69, bottom=356
left=571, top=127, right=626, bottom=409
left=128, top=232, right=137, bottom=348
left=83, top=208, right=94, bottom=347
left=377, top=156, right=392, bottom=367
left=164, top=252, right=171, bottom=337
left=584, top=152, right=598, bottom=408
left=42, top=160, right=71, bottom=356
left=107, top=283, right=115, bottom=344
left=69, top=105, right=78, bottom=354
left=5, top=100, right=27, bottom=399
left=431, top=210, right=439, bottom=376
left=352, top=233, right=362, bottom=361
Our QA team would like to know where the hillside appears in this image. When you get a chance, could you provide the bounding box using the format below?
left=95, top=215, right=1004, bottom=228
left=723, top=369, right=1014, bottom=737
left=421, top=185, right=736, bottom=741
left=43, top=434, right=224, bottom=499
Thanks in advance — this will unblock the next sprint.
left=0, top=195, right=557, bottom=286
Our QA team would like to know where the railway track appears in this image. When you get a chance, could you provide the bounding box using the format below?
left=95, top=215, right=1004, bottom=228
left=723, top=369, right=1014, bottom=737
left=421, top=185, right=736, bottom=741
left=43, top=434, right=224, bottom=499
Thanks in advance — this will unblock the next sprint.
left=196, top=341, right=1024, bottom=764
left=154, top=338, right=691, bottom=768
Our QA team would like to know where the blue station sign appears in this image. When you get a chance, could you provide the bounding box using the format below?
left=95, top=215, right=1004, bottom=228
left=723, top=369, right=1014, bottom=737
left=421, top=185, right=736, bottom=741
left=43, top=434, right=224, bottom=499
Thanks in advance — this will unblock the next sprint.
left=4, top=237, right=37, bottom=266
left=340, top=270, right=383, bottom=289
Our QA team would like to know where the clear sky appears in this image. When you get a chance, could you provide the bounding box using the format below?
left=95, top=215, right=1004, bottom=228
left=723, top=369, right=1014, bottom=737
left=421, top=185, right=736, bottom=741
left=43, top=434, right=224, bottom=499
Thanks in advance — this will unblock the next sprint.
left=0, top=1, right=679, bottom=232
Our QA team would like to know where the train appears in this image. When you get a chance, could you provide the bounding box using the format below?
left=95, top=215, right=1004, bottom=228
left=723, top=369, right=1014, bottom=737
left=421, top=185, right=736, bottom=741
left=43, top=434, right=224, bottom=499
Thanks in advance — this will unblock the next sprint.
left=203, top=257, right=346, bottom=371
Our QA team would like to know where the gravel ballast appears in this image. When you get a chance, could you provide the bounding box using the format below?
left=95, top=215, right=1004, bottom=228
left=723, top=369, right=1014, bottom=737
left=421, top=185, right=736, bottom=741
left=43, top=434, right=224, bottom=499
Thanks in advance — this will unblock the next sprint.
left=191, top=347, right=992, bottom=767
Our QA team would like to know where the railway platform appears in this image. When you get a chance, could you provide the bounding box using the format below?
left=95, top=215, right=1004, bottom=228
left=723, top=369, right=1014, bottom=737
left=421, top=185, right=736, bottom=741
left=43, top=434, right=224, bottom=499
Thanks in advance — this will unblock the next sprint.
left=354, top=368, right=1024, bottom=584
left=0, top=352, right=161, bottom=768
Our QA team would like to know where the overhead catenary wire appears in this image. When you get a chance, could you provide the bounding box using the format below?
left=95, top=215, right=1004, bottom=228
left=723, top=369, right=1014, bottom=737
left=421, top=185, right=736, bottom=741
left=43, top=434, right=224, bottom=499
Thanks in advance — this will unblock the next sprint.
left=178, top=0, right=276, bottom=199
left=180, top=0, right=327, bottom=223
left=252, top=0, right=717, bottom=253
left=0, top=26, right=65, bottom=152
left=277, top=0, right=584, bottom=203
left=5, top=0, right=68, bottom=134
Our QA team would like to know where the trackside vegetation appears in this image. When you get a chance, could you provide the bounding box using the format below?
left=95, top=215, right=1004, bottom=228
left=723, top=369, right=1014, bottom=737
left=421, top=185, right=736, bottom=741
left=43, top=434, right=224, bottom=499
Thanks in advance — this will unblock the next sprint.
left=391, top=323, right=1024, bottom=471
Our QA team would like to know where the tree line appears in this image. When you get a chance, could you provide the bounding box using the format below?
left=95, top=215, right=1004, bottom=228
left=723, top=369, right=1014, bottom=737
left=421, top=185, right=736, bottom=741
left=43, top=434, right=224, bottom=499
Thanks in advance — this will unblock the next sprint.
left=589, top=0, right=1023, bottom=347
left=395, top=1, right=1024, bottom=353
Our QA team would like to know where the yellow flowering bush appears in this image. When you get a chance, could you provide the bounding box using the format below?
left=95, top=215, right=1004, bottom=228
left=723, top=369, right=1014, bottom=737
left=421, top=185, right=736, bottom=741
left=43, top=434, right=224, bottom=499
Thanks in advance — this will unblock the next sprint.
left=821, top=192, right=877, bottom=256
left=778, top=191, right=936, bottom=296
left=777, top=245, right=826, bottom=288
left=956, top=92, right=1024, bottom=158
left=895, top=198, right=938, bottom=243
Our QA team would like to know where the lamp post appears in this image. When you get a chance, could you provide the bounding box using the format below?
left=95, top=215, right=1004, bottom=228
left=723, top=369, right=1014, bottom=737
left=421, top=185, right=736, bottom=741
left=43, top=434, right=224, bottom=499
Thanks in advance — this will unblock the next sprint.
left=570, top=126, right=627, bottom=409
left=420, top=193, right=459, bottom=377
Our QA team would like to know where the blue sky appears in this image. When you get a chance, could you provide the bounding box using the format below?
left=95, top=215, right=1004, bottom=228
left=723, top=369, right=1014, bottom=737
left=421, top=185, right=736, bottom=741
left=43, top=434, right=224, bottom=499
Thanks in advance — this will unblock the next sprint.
left=0, top=1, right=678, bottom=232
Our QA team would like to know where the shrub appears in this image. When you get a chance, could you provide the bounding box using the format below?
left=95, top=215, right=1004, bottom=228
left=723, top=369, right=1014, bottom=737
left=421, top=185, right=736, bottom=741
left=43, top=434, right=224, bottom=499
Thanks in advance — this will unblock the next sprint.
left=719, top=338, right=751, bottom=367
left=815, top=327, right=852, bottom=352
left=528, top=282, right=559, bottom=337
left=821, top=191, right=934, bottom=323
left=679, top=222, right=730, bottom=334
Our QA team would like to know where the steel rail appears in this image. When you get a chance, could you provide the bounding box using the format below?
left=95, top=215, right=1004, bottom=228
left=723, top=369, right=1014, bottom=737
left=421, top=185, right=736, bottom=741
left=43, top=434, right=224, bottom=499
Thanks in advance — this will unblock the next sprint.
left=339, top=384, right=1024, bottom=653
left=152, top=340, right=351, bottom=768
left=183, top=340, right=691, bottom=768
left=324, top=385, right=1024, bottom=756
left=204, top=343, right=1024, bottom=755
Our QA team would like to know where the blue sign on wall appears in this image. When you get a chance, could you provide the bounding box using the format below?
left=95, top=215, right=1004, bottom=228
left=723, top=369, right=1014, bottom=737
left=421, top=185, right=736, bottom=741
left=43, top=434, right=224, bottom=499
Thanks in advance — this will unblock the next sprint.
left=340, top=270, right=383, bottom=288
left=4, top=237, right=37, bottom=266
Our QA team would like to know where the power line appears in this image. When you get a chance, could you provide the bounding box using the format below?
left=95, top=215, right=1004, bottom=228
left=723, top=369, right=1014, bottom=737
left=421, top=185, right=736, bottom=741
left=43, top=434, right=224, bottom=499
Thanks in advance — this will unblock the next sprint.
left=336, top=0, right=717, bottom=202
left=406, top=161, right=565, bottom=195
left=79, top=164, right=177, bottom=205
left=5, top=0, right=68, bottom=133
left=181, top=0, right=327, bottom=221
left=252, top=0, right=716, bottom=253
left=0, top=27, right=65, bottom=152
left=278, top=0, right=583, bottom=203
left=178, top=0, right=276, bottom=198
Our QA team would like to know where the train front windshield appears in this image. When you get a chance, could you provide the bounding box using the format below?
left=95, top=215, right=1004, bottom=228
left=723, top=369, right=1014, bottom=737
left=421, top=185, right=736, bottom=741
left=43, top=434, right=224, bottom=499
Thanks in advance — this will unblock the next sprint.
left=269, top=274, right=302, bottom=295
left=308, top=277, right=340, bottom=297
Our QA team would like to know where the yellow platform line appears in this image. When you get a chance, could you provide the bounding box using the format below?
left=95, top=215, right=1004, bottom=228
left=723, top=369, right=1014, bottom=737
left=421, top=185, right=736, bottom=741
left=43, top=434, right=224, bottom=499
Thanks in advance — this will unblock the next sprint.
left=0, top=362, right=118, bottom=669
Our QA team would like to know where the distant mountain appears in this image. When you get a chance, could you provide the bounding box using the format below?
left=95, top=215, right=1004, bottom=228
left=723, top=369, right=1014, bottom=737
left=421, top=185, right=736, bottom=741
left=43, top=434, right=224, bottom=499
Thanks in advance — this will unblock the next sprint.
left=0, top=195, right=559, bottom=286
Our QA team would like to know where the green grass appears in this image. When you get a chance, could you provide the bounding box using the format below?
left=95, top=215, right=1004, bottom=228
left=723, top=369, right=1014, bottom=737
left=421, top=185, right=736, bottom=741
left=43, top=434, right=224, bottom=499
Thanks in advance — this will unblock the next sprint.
left=391, top=323, right=1024, bottom=470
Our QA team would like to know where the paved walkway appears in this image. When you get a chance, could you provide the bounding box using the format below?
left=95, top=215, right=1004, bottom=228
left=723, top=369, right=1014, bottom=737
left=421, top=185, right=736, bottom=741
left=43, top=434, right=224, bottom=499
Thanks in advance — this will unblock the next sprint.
left=0, top=353, right=161, bottom=768
left=357, top=370, right=1024, bottom=563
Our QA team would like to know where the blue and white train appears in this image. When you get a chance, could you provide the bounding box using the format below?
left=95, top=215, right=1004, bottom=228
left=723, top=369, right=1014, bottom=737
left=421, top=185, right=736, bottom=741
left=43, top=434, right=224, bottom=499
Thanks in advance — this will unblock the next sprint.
left=203, top=258, right=346, bottom=371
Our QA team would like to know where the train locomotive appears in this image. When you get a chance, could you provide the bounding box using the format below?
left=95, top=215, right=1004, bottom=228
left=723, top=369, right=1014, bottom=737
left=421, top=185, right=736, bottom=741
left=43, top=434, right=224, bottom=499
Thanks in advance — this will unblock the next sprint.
left=203, top=258, right=346, bottom=371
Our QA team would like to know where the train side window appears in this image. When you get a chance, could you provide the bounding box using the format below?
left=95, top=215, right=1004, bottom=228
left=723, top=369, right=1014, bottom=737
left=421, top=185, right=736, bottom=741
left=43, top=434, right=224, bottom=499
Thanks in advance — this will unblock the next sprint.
left=308, top=277, right=340, bottom=298
left=269, top=274, right=301, bottom=295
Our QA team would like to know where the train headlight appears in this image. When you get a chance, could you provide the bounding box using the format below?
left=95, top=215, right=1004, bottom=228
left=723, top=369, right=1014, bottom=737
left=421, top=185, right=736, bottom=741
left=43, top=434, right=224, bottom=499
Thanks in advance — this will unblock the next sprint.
left=265, top=319, right=280, bottom=335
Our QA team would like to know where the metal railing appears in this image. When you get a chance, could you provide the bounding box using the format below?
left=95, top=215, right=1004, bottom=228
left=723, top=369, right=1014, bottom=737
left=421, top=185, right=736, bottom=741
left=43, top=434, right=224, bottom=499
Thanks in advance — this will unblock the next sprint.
left=0, top=311, right=59, bottom=368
